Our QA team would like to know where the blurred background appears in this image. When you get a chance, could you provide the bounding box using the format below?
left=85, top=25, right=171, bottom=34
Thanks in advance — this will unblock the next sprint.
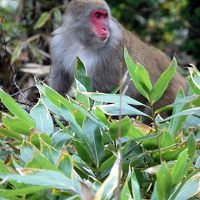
left=0, top=0, right=200, bottom=102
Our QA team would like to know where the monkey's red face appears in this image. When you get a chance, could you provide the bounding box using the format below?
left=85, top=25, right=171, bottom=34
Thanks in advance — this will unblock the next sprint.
left=90, top=10, right=110, bottom=42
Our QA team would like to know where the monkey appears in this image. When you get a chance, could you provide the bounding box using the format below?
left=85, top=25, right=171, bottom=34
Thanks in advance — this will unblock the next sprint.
left=49, top=0, right=188, bottom=113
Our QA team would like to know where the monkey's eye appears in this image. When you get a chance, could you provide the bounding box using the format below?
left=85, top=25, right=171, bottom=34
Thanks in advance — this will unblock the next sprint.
left=95, top=13, right=101, bottom=19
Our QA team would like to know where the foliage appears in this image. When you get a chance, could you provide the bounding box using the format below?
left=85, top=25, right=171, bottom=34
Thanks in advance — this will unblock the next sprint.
left=108, top=0, right=200, bottom=68
left=0, top=0, right=200, bottom=199
left=0, top=0, right=199, bottom=93
left=107, top=0, right=187, bottom=46
left=182, top=1, right=200, bottom=67
left=0, top=51, right=200, bottom=199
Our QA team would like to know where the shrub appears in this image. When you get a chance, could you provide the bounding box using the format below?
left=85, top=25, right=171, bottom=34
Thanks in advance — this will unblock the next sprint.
left=0, top=51, right=200, bottom=199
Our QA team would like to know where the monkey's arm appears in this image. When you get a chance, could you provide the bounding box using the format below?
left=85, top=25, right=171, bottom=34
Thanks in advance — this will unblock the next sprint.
left=49, top=28, right=75, bottom=95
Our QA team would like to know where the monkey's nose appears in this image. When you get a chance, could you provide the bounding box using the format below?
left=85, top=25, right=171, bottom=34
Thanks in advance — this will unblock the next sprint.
left=101, top=27, right=109, bottom=35
left=102, top=27, right=109, bottom=34
left=96, top=26, right=109, bottom=41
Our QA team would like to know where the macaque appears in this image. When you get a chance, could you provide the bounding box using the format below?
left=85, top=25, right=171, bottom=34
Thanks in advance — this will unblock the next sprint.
left=49, top=0, right=187, bottom=111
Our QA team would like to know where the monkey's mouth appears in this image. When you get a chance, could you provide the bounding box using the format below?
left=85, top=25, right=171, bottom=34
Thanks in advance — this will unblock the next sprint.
left=98, top=34, right=109, bottom=42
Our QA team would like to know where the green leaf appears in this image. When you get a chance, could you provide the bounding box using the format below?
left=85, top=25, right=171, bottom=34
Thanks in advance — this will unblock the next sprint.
left=0, top=186, right=48, bottom=198
left=75, top=58, right=92, bottom=92
left=171, top=149, right=188, bottom=185
left=173, top=173, right=200, bottom=200
left=186, top=133, right=196, bottom=158
left=61, top=105, right=83, bottom=139
left=82, top=118, right=104, bottom=168
left=158, top=146, right=186, bottom=162
left=160, top=131, right=175, bottom=148
left=185, top=113, right=200, bottom=128
left=131, top=169, right=142, bottom=200
left=30, top=99, right=54, bottom=135
left=120, top=168, right=132, bottom=200
left=21, top=142, right=34, bottom=163
left=74, top=60, right=91, bottom=124
left=0, top=170, right=81, bottom=193
left=0, top=160, right=12, bottom=173
left=0, top=193, right=21, bottom=200
left=51, top=8, right=62, bottom=24
left=99, top=103, right=149, bottom=117
left=84, top=92, right=146, bottom=107
left=75, top=82, right=90, bottom=110
left=162, top=107, right=200, bottom=122
left=188, top=66, right=200, bottom=90
left=39, top=82, right=106, bottom=129
left=52, top=130, right=72, bottom=150
left=0, top=89, right=35, bottom=133
left=95, top=154, right=121, bottom=199
left=34, top=12, right=50, bottom=29
left=74, top=83, right=90, bottom=126
left=57, top=151, right=73, bottom=178
left=150, top=58, right=177, bottom=104
left=74, top=141, right=93, bottom=165
left=26, top=152, right=57, bottom=170
left=195, top=156, right=200, bottom=168
left=150, top=182, right=159, bottom=200
left=45, top=85, right=74, bottom=111
left=124, top=48, right=150, bottom=100
left=135, top=63, right=152, bottom=93
left=2, top=113, right=32, bottom=135
left=168, top=90, right=189, bottom=136
left=41, top=94, right=62, bottom=116
left=21, top=140, right=57, bottom=170
left=140, top=132, right=163, bottom=149
left=172, top=95, right=200, bottom=106
left=94, top=107, right=111, bottom=127
left=109, top=116, right=131, bottom=140
left=40, top=140, right=60, bottom=164
left=99, top=155, right=116, bottom=179
left=30, top=132, right=52, bottom=147
left=156, top=163, right=172, bottom=200
left=126, top=125, right=146, bottom=139
left=69, top=97, right=107, bottom=129
left=0, top=127, right=22, bottom=141
left=188, top=76, right=200, bottom=95
left=60, top=107, right=92, bottom=165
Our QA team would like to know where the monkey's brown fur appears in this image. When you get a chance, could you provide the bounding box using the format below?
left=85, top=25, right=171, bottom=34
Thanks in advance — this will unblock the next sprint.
left=49, top=0, right=187, bottom=112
